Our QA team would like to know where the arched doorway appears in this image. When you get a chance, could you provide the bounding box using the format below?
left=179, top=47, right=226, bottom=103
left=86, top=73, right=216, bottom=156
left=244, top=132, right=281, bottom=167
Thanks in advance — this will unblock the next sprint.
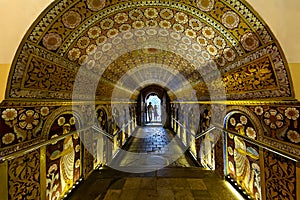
left=146, top=94, right=161, bottom=123
left=138, top=85, right=170, bottom=127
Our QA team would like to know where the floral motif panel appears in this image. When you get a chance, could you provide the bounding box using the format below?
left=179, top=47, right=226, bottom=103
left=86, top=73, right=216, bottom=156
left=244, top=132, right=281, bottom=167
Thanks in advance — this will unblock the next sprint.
left=23, top=55, right=77, bottom=92
left=8, top=150, right=40, bottom=200
left=0, top=106, right=52, bottom=149
left=46, top=114, right=81, bottom=199
left=96, top=107, right=108, bottom=131
left=249, top=105, right=300, bottom=146
left=223, top=55, right=278, bottom=94
left=225, top=112, right=261, bottom=199
left=263, top=150, right=296, bottom=200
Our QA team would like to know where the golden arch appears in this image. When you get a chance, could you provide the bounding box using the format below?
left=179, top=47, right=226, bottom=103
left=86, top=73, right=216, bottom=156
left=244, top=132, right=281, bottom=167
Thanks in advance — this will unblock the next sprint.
left=6, top=0, right=295, bottom=101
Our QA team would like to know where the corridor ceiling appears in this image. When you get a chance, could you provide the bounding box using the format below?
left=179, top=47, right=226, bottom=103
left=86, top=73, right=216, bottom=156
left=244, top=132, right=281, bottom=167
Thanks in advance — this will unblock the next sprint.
left=6, top=0, right=295, bottom=102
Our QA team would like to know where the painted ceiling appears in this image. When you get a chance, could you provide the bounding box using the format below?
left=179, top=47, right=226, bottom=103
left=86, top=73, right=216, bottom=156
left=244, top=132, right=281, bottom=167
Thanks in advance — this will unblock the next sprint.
left=6, top=0, right=295, bottom=102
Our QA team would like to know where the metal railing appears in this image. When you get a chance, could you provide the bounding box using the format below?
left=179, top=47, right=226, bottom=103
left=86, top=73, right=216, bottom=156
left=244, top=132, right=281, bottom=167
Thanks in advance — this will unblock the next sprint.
left=172, top=118, right=196, bottom=137
left=212, top=124, right=300, bottom=162
left=172, top=117, right=300, bottom=162
left=113, top=119, right=133, bottom=137
left=172, top=118, right=216, bottom=140
left=0, top=120, right=135, bottom=163
left=0, top=126, right=91, bottom=163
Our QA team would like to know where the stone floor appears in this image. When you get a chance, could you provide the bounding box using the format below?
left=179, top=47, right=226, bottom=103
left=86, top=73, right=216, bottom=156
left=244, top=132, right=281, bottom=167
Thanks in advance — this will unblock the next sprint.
left=67, top=167, right=240, bottom=200
left=110, top=126, right=197, bottom=172
left=66, top=125, right=241, bottom=200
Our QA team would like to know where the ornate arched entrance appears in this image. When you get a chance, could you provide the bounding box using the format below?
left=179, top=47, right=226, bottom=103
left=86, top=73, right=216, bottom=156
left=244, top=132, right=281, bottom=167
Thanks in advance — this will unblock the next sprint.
left=1, top=1, right=299, bottom=200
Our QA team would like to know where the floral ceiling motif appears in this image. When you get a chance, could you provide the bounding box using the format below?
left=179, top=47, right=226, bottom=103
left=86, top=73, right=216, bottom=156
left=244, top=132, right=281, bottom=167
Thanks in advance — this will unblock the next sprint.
left=6, top=0, right=294, bottom=101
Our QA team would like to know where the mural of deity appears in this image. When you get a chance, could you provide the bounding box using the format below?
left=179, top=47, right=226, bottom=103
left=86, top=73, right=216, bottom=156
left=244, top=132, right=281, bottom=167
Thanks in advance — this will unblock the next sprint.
left=46, top=115, right=81, bottom=200
left=226, top=112, right=261, bottom=200
left=234, top=123, right=258, bottom=194
left=50, top=123, right=75, bottom=195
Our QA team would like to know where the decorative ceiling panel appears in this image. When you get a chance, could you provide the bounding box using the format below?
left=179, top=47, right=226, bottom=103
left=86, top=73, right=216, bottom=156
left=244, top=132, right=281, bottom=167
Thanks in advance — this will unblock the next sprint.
left=6, top=0, right=294, bottom=101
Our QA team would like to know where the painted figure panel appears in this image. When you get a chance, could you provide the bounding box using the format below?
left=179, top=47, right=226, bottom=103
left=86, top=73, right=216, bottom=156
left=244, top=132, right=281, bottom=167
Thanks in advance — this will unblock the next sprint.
left=225, top=112, right=261, bottom=199
left=46, top=114, right=81, bottom=199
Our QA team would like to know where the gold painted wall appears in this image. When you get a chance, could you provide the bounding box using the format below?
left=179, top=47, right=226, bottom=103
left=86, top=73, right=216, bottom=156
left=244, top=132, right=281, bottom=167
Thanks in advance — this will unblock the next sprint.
left=289, top=63, right=300, bottom=100
left=0, top=63, right=299, bottom=102
left=0, top=64, right=10, bottom=101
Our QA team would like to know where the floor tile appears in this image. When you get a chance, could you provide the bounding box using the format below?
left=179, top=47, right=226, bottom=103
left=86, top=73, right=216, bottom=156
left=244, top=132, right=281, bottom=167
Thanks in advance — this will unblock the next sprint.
left=119, top=189, right=139, bottom=200
left=123, top=178, right=142, bottom=189
left=156, top=189, right=175, bottom=200
left=169, top=178, right=189, bottom=189
left=137, top=189, right=159, bottom=199
left=157, top=178, right=172, bottom=189
left=140, top=178, right=157, bottom=189
left=191, top=190, right=213, bottom=200
left=103, top=189, right=121, bottom=200
left=186, top=179, right=207, bottom=190
left=173, top=189, right=194, bottom=200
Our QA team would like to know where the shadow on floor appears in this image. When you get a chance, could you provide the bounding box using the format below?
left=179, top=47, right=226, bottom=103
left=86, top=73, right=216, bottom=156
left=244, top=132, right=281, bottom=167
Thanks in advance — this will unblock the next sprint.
left=66, top=166, right=240, bottom=200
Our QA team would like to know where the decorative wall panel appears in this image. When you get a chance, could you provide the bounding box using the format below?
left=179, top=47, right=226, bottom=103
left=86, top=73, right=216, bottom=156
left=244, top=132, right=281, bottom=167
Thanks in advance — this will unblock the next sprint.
left=94, top=106, right=108, bottom=167
left=214, top=129, right=224, bottom=177
left=263, top=150, right=297, bottom=200
left=23, top=55, right=76, bottom=92
left=84, top=145, right=94, bottom=178
left=0, top=106, right=55, bottom=156
left=200, top=130, right=217, bottom=170
left=225, top=111, right=261, bottom=199
left=0, top=101, right=137, bottom=199
left=249, top=105, right=300, bottom=148
left=223, top=55, right=278, bottom=94
left=46, top=113, right=81, bottom=198
left=8, top=150, right=40, bottom=200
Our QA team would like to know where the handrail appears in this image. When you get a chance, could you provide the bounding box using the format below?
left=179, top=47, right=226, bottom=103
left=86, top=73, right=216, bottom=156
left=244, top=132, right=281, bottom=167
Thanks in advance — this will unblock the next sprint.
left=0, top=120, right=135, bottom=163
left=0, top=126, right=92, bottom=163
left=195, top=126, right=216, bottom=139
left=172, top=118, right=196, bottom=137
left=173, top=118, right=216, bottom=139
left=92, top=119, right=134, bottom=139
left=92, top=125, right=113, bottom=139
left=113, top=120, right=133, bottom=137
left=212, top=124, right=300, bottom=162
left=172, top=117, right=300, bottom=162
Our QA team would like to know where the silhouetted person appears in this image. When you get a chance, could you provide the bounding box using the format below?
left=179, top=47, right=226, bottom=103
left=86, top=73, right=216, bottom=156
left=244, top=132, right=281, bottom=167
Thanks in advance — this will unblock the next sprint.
left=154, top=105, right=159, bottom=121
left=147, top=102, right=153, bottom=122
